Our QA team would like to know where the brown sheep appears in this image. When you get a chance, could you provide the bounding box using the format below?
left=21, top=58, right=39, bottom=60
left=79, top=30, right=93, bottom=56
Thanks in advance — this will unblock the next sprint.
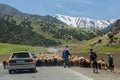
left=78, top=56, right=90, bottom=67
left=97, top=59, right=108, bottom=70
left=70, top=55, right=79, bottom=66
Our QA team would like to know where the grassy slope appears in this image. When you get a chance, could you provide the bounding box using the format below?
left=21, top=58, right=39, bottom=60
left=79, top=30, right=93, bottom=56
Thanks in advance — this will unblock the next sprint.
left=0, top=39, right=82, bottom=55
left=80, top=35, right=120, bottom=54
left=0, top=43, right=45, bottom=55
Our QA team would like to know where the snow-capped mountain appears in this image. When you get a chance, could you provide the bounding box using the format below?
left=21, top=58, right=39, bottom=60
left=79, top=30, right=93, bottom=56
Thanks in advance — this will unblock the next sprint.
left=53, top=14, right=117, bottom=31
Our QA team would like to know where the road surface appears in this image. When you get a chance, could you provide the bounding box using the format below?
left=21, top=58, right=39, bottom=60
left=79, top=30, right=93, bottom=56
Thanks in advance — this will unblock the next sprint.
left=0, top=64, right=92, bottom=80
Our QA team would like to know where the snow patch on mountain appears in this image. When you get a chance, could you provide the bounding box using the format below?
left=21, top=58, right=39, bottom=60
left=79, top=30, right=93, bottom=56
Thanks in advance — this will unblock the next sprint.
left=53, top=14, right=117, bottom=31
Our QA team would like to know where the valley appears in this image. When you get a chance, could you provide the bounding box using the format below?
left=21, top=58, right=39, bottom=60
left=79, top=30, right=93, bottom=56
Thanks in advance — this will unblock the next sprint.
left=0, top=3, right=120, bottom=76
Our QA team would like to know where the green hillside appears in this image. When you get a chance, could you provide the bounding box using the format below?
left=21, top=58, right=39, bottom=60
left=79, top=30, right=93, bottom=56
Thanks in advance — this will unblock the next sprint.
left=0, top=4, right=102, bottom=47
left=88, top=19, right=120, bottom=47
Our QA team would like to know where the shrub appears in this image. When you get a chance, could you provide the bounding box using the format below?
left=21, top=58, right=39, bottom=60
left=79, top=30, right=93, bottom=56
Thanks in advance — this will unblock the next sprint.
left=97, top=39, right=102, bottom=43
left=107, top=33, right=114, bottom=39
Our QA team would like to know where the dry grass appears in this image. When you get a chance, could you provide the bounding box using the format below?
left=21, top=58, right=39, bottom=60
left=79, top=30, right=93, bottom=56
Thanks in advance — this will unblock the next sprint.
left=0, top=54, right=10, bottom=62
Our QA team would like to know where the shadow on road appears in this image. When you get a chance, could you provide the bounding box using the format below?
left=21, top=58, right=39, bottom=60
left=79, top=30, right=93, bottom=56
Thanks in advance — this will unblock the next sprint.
left=10, top=70, right=38, bottom=74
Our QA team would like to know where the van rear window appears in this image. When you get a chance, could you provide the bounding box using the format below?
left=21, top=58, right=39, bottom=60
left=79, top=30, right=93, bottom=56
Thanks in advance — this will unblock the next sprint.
left=12, top=53, right=30, bottom=58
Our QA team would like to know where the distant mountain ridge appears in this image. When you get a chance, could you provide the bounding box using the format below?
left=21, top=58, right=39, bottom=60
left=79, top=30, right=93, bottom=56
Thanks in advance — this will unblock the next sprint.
left=0, top=4, right=64, bottom=24
left=0, top=4, right=28, bottom=18
left=53, top=14, right=117, bottom=32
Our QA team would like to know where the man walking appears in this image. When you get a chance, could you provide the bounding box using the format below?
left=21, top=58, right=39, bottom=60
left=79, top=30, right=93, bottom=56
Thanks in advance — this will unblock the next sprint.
left=89, top=48, right=98, bottom=73
left=62, top=45, right=71, bottom=68
left=107, top=53, right=114, bottom=72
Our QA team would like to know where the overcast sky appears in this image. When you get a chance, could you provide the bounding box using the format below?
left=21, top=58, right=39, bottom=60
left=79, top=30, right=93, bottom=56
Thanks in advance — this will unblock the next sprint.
left=0, top=0, right=120, bottom=20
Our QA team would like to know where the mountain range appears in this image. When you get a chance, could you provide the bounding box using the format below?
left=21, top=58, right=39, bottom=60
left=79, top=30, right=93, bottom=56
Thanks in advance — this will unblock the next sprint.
left=0, top=4, right=102, bottom=46
left=0, top=3, right=118, bottom=32
left=0, top=3, right=120, bottom=47
left=0, top=3, right=118, bottom=33
left=53, top=14, right=118, bottom=32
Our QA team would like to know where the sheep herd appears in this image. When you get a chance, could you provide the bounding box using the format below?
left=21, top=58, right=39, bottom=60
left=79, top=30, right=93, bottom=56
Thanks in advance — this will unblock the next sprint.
left=2, top=52, right=112, bottom=72
left=35, top=53, right=109, bottom=70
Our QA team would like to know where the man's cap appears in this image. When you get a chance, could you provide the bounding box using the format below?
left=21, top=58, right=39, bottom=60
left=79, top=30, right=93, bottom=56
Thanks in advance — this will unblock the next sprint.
left=107, top=52, right=110, bottom=55
left=90, top=48, right=93, bottom=51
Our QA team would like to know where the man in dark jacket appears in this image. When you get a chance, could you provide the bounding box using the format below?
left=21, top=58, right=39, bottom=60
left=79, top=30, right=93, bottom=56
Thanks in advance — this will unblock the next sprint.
left=89, top=48, right=98, bottom=73
left=62, top=45, right=71, bottom=68
left=89, top=49, right=97, bottom=61
left=107, top=53, right=114, bottom=72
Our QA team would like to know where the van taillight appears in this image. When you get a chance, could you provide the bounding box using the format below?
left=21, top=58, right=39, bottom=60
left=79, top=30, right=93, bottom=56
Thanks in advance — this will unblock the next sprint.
left=8, top=60, right=12, bottom=64
left=28, top=59, right=33, bottom=62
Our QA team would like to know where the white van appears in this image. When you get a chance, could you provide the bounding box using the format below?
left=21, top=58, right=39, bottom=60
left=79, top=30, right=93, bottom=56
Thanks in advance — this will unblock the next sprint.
left=8, top=51, right=36, bottom=74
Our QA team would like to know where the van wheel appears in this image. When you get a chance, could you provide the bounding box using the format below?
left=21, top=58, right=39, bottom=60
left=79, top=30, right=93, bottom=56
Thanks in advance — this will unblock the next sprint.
left=31, top=68, right=36, bottom=73
left=9, top=70, right=12, bottom=74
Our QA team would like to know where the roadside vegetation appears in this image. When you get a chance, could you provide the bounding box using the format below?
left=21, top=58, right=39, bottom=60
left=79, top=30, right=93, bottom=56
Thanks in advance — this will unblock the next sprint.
left=0, top=43, right=45, bottom=55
